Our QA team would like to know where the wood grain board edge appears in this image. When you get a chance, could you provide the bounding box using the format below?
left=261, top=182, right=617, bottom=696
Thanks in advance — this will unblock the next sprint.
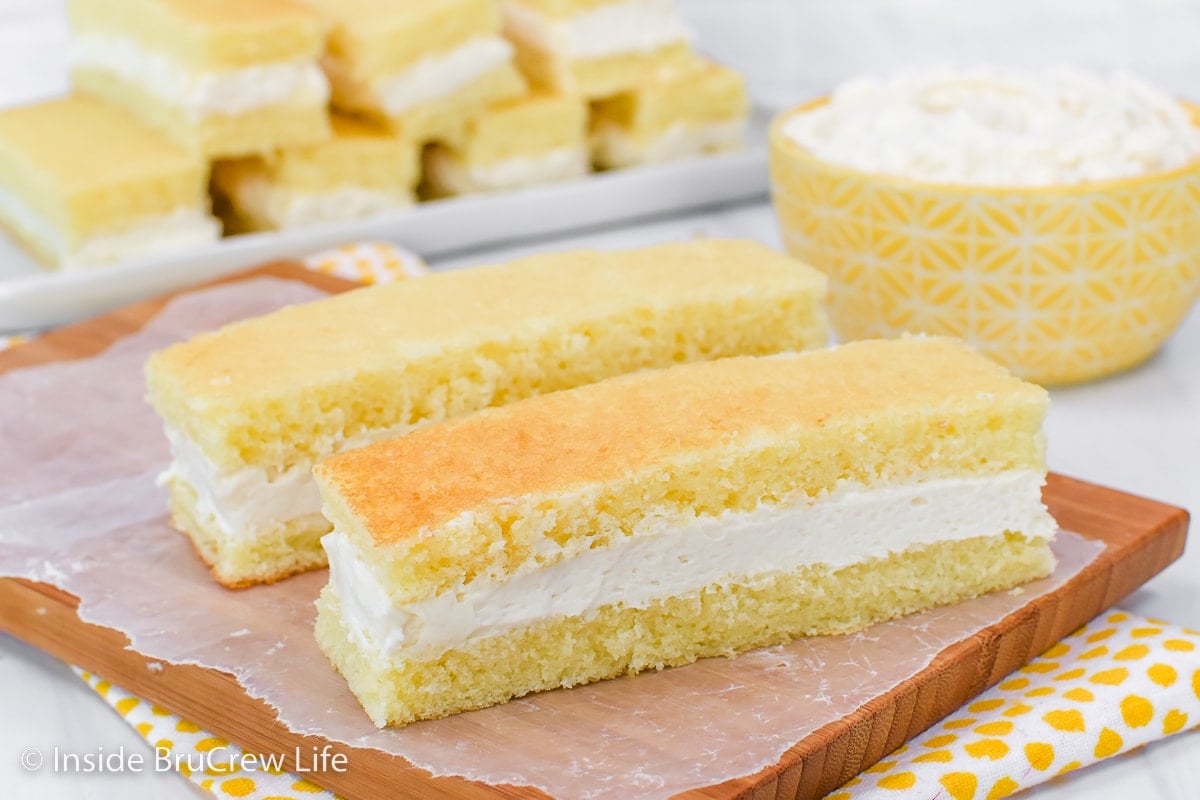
left=0, top=263, right=1190, bottom=799
left=0, top=578, right=547, bottom=800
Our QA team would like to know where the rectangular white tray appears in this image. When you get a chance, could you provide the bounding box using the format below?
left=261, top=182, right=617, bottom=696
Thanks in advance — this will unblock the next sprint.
left=0, top=110, right=771, bottom=332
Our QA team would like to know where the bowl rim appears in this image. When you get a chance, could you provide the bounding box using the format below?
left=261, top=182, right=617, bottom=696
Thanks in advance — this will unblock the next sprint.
left=769, top=96, right=1200, bottom=195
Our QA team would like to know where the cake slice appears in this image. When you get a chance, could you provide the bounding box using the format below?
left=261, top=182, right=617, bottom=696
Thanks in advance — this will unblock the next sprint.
left=212, top=115, right=419, bottom=232
left=145, top=240, right=829, bottom=587
left=304, top=0, right=526, bottom=144
left=0, top=95, right=219, bottom=269
left=423, top=91, right=588, bottom=197
left=313, top=337, right=1058, bottom=727
left=68, top=0, right=332, bottom=157
left=591, top=57, right=748, bottom=168
left=501, top=0, right=696, bottom=98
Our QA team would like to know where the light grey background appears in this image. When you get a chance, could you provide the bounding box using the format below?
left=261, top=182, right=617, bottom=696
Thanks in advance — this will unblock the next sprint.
left=4, top=0, right=1200, bottom=110
left=680, top=0, right=1200, bottom=106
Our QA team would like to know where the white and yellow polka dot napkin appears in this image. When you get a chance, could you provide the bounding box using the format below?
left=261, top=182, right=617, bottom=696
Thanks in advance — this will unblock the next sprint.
left=828, top=611, right=1200, bottom=800
left=299, top=241, right=429, bottom=285
left=75, top=669, right=337, bottom=799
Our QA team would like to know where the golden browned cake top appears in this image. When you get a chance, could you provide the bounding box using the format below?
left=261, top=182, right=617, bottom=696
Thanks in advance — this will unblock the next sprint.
left=0, top=95, right=202, bottom=194
left=316, top=338, right=1047, bottom=545
left=146, top=239, right=824, bottom=408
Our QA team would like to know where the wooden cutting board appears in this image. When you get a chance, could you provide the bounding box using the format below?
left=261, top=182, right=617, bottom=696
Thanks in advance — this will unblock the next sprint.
left=0, top=264, right=1189, bottom=800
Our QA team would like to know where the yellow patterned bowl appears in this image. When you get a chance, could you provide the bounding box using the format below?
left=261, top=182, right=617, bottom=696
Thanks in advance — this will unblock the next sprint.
left=769, top=100, right=1200, bottom=385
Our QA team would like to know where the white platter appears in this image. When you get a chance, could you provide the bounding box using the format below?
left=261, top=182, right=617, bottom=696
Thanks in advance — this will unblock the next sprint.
left=0, top=109, right=771, bottom=332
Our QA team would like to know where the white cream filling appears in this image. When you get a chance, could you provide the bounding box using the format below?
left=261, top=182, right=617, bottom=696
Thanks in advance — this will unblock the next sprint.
left=232, top=176, right=414, bottom=229
left=0, top=186, right=219, bottom=269
left=426, top=146, right=589, bottom=193
left=502, top=0, right=693, bottom=60
left=593, top=118, right=745, bottom=168
left=161, top=427, right=322, bottom=540
left=782, top=66, right=1200, bottom=186
left=61, top=208, right=220, bottom=268
left=161, top=422, right=415, bottom=540
left=324, top=470, right=1056, bottom=661
left=71, top=33, right=329, bottom=120
left=371, top=37, right=514, bottom=116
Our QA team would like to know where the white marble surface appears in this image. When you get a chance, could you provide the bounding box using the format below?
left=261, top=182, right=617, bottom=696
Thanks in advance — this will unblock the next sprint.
left=1, top=2, right=1198, bottom=799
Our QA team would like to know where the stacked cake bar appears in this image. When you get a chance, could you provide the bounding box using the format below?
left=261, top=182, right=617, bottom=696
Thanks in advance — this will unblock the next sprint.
left=212, top=115, right=419, bottom=232
left=497, top=0, right=750, bottom=176
left=0, top=96, right=219, bottom=269
left=143, top=232, right=1064, bottom=728
left=68, top=0, right=332, bottom=157
left=145, top=240, right=829, bottom=587
left=500, top=0, right=696, bottom=99
left=423, top=92, right=588, bottom=196
left=312, top=337, right=1057, bottom=726
left=0, top=0, right=756, bottom=265
left=307, top=0, right=526, bottom=144
left=592, top=57, right=748, bottom=168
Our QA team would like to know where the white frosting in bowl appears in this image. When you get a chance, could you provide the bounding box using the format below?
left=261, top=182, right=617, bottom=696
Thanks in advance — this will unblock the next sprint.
left=783, top=66, right=1200, bottom=186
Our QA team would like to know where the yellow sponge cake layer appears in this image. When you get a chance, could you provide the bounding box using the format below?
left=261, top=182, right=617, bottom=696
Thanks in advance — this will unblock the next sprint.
left=307, top=0, right=525, bottom=142
left=313, top=338, right=1056, bottom=726
left=212, top=115, right=419, bottom=231
left=323, top=53, right=525, bottom=146
left=458, top=92, right=587, bottom=164
left=73, top=69, right=331, bottom=158
left=502, top=0, right=695, bottom=98
left=69, top=0, right=330, bottom=156
left=68, top=0, right=327, bottom=69
left=145, top=239, right=828, bottom=585
left=386, top=63, right=527, bottom=146
left=515, top=40, right=695, bottom=99
left=147, top=239, right=827, bottom=473
left=306, top=0, right=504, bottom=82
left=424, top=91, right=588, bottom=195
left=592, top=58, right=748, bottom=168
left=254, top=116, right=419, bottom=192
left=0, top=96, right=218, bottom=268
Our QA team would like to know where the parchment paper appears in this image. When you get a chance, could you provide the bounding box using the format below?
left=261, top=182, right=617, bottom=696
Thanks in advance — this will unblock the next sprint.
left=0, top=277, right=1105, bottom=800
